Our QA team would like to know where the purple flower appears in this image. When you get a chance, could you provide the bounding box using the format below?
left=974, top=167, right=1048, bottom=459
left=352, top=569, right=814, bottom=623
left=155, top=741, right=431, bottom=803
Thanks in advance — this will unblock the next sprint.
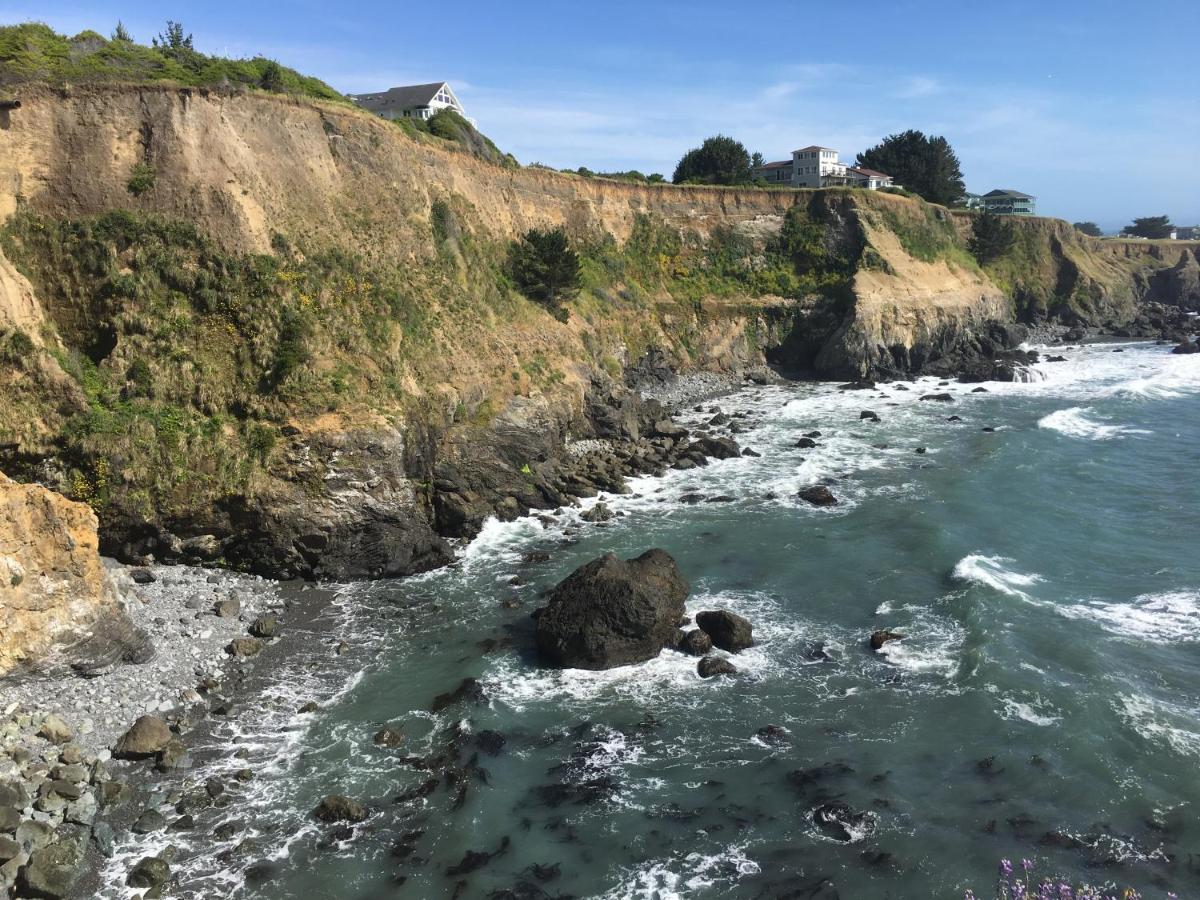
left=1001, top=859, right=1014, bottom=878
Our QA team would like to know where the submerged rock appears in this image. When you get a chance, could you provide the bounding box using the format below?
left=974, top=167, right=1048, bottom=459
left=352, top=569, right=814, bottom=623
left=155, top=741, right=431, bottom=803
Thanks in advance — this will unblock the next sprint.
left=373, top=725, right=405, bottom=748
left=313, top=794, right=367, bottom=824
left=534, top=549, right=688, bottom=670
left=869, top=630, right=904, bottom=651
left=697, top=656, right=738, bottom=678
left=919, top=393, right=954, bottom=402
left=812, top=801, right=878, bottom=842
left=797, top=485, right=838, bottom=507
left=695, top=610, right=753, bottom=652
left=126, top=855, right=171, bottom=890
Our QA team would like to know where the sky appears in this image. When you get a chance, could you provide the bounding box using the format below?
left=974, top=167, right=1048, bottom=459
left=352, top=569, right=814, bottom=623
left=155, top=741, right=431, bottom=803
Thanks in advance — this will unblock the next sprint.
left=7, top=0, right=1200, bottom=231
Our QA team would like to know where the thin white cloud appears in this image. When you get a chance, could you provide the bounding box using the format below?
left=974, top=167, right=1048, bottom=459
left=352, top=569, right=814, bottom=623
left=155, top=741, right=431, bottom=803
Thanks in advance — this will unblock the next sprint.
left=893, top=76, right=942, bottom=99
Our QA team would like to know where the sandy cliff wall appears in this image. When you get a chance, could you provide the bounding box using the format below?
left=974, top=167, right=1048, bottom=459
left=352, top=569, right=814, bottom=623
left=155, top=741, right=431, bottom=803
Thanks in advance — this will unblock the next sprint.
left=0, top=473, right=148, bottom=675
left=0, top=84, right=1194, bottom=579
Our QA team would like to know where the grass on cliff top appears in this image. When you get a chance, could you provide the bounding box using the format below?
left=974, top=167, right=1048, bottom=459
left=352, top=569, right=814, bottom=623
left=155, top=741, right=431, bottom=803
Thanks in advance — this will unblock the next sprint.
left=0, top=22, right=343, bottom=101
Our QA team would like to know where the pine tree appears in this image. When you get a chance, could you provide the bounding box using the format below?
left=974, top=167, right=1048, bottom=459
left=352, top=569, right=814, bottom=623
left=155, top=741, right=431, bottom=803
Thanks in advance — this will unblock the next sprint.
left=857, top=130, right=965, bottom=205
left=968, top=212, right=1015, bottom=264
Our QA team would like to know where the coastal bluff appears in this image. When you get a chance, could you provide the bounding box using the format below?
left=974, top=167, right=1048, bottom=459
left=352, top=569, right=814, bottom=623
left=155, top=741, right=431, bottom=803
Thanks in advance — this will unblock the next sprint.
left=0, top=84, right=1195, bottom=581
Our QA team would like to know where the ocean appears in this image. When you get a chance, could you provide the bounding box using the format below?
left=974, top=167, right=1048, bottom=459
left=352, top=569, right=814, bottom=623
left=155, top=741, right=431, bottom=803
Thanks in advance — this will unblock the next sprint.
left=101, top=340, right=1200, bottom=899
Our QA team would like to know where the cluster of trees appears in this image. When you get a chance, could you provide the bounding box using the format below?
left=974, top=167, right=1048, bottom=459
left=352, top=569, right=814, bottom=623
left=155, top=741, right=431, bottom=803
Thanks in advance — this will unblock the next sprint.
left=1072, top=217, right=1177, bottom=240
left=667, top=129, right=965, bottom=206
left=672, top=135, right=756, bottom=186
left=572, top=168, right=666, bottom=184
left=856, top=130, right=964, bottom=206
left=1121, top=215, right=1174, bottom=239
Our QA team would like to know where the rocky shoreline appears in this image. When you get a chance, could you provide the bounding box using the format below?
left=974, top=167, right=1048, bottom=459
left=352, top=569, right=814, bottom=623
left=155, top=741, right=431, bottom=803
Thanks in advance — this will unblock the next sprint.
left=3, top=335, right=1198, bottom=898
left=0, top=369, right=771, bottom=898
left=0, top=564, right=298, bottom=897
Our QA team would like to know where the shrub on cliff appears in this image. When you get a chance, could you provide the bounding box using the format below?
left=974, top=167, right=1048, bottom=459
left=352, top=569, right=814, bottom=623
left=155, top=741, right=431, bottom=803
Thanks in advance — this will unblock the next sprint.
left=423, top=108, right=517, bottom=168
left=1072, top=221, right=1103, bottom=237
left=508, top=227, right=581, bottom=321
left=968, top=211, right=1016, bottom=264
left=672, top=135, right=753, bottom=186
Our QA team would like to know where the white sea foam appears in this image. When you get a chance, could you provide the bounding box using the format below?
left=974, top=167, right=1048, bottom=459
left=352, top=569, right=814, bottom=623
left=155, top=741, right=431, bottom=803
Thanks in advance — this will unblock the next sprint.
left=951, top=554, right=1043, bottom=602
left=875, top=626, right=963, bottom=679
left=1118, top=693, right=1200, bottom=758
left=1037, top=406, right=1147, bottom=439
left=1059, top=590, right=1200, bottom=643
left=598, top=845, right=761, bottom=899
left=1000, top=696, right=1061, bottom=726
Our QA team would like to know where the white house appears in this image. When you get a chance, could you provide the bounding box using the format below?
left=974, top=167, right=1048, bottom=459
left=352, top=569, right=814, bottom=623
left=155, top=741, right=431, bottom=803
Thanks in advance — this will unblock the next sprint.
left=348, top=82, right=468, bottom=122
left=750, top=146, right=894, bottom=190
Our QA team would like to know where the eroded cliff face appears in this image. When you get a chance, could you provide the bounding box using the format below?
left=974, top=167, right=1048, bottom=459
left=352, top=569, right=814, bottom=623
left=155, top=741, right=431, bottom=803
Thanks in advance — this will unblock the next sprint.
left=0, top=473, right=149, bottom=675
left=0, top=84, right=1194, bottom=578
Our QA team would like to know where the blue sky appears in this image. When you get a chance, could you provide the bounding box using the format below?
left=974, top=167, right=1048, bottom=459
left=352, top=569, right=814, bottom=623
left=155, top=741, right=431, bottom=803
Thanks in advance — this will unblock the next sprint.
left=8, top=0, right=1199, bottom=230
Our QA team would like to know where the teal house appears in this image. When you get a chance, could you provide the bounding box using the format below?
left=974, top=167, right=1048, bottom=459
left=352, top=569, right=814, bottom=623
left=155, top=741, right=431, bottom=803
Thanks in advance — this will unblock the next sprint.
left=981, top=189, right=1036, bottom=216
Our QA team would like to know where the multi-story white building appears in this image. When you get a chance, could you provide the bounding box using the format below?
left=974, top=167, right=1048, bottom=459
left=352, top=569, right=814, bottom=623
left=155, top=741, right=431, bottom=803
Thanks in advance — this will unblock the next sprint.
left=349, top=82, right=468, bottom=122
left=751, top=146, right=894, bottom=190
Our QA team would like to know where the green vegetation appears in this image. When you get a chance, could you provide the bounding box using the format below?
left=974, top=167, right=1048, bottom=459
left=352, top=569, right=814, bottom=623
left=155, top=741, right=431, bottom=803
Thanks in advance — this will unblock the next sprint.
left=578, top=201, right=859, bottom=315
left=0, top=22, right=343, bottom=100
left=1072, top=221, right=1103, bottom=237
left=968, top=211, right=1017, bottom=264
left=571, top=168, right=667, bottom=184
left=673, top=135, right=754, bottom=186
left=0, top=208, right=457, bottom=517
left=856, top=130, right=965, bottom=206
left=125, top=162, right=156, bottom=196
left=508, top=227, right=582, bottom=320
left=392, top=107, right=517, bottom=168
left=1121, top=215, right=1173, bottom=239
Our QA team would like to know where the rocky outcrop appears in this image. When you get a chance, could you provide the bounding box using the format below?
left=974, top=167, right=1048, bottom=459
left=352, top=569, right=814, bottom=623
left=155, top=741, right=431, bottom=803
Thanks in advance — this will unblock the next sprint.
left=0, top=473, right=150, bottom=676
left=695, top=610, right=754, bottom=652
left=535, top=549, right=688, bottom=669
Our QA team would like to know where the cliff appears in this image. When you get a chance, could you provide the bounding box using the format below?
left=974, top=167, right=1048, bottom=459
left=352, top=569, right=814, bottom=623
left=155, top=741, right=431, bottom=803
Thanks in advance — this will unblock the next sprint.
left=0, top=83, right=1194, bottom=578
left=0, top=473, right=149, bottom=675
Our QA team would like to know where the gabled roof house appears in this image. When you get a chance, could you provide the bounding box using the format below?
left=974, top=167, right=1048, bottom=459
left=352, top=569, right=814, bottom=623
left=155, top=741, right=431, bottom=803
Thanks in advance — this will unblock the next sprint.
left=349, top=82, right=467, bottom=122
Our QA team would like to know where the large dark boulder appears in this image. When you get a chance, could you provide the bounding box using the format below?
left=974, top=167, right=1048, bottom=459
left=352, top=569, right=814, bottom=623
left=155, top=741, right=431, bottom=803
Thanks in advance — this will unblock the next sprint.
left=1173, top=337, right=1199, bottom=355
left=692, top=435, right=741, bottom=460
left=697, top=655, right=738, bottom=678
left=696, top=610, right=754, bottom=652
left=797, top=485, right=838, bottom=507
left=534, top=550, right=689, bottom=669
left=313, top=794, right=367, bottom=823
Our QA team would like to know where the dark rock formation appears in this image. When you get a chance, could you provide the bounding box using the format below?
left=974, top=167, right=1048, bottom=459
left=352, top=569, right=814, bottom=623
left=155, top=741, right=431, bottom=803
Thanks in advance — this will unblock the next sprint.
left=677, top=629, right=713, bottom=656
left=869, top=630, right=904, bottom=651
left=313, top=795, right=367, bottom=823
left=535, top=550, right=688, bottom=669
left=798, top=485, right=839, bottom=507
left=697, top=656, right=738, bottom=678
left=695, top=610, right=754, bottom=652
left=113, top=716, right=172, bottom=760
